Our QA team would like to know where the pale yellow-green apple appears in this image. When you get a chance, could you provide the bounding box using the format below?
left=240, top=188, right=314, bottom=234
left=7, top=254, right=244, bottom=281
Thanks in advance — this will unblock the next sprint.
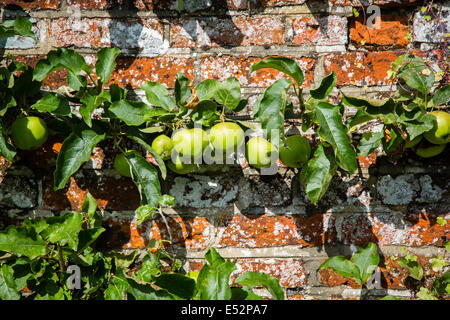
left=11, top=116, right=48, bottom=150
left=245, top=137, right=277, bottom=169
left=172, top=128, right=209, bottom=159
left=209, top=122, right=244, bottom=154
left=424, top=111, right=450, bottom=144
left=279, top=135, right=311, bottom=168
left=415, top=143, right=446, bottom=158
left=167, top=155, right=196, bottom=174
left=151, top=134, right=173, bottom=160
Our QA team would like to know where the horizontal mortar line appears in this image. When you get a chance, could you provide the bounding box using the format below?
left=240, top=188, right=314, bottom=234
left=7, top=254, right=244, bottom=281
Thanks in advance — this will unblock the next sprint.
left=301, top=286, right=414, bottom=297
left=175, top=245, right=449, bottom=260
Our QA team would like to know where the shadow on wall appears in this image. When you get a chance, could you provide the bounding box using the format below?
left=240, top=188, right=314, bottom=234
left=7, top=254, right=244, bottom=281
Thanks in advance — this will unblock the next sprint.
left=0, top=5, right=34, bottom=58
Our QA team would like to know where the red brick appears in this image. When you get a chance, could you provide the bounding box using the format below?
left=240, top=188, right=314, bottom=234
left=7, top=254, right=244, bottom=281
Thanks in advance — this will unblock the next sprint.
left=99, top=219, right=147, bottom=249
left=170, top=16, right=284, bottom=47
left=256, top=0, right=307, bottom=6
left=14, top=56, right=67, bottom=89
left=133, top=0, right=246, bottom=10
left=217, top=214, right=336, bottom=248
left=49, top=18, right=164, bottom=49
left=323, top=51, right=399, bottom=86
left=350, top=17, right=410, bottom=48
left=67, top=0, right=123, bottom=9
left=189, top=258, right=306, bottom=288
left=338, top=213, right=450, bottom=247
left=329, top=0, right=419, bottom=6
left=0, top=0, right=61, bottom=10
left=292, top=16, right=347, bottom=46
left=358, top=153, right=377, bottom=168
left=201, top=55, right=315, bottom=88
left=148, top=216, right=211, bottom=250
left=110, top=56, right=195, bottom=89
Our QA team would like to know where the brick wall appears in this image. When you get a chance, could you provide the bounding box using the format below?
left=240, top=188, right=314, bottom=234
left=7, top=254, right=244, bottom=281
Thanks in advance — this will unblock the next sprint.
left=1, top=0, right=449, bottom=300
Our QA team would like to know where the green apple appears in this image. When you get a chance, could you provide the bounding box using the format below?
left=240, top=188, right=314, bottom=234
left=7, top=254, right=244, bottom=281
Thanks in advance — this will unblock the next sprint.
left=404, top=135, right=422, bottom=149
left=151, top=134, right=173, bottom=160
left=11, top=116, right=48, bottom=150
left=172, top=128, right=209, bottom=159
left=245, top=137, right=277, bottom=169
left=209, top=122, right=244, bottom=153
left=279, top=135, right=311, bottom=168
left=415, top=143, right=446, bottom=158
left=167, top=155, right=196, bottom=174
left=424, top=111, right=450, bottom=144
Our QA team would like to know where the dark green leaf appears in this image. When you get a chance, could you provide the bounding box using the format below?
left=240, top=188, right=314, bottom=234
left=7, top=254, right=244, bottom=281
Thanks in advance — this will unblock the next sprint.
left=214, top=77, right=241, bottom=110
left=96, top=47, right=121, bottom=85
left=31, top=93, right=71, bottom=116
left=197, top=259, right=236, bottom=300
left=0, top=264, right=21, bottom=300
left=431, top=85, right=450, bottom=107
left=141, top=81, right=176, bottom=111
left=195, top=79, right=219, bottom=101
left=79, top=91, right=110, bottom=127
left=235, top=272, right=285, bottom=300
left=153, top=273, right=196, bottom=300
left=109, top=100, right=164, bottom=126
left=41, top=212, right=84, bottom=250
left=191, top=100, right=219, bottom=126
left=250, top=56, right=304, bottom=88
left=397, top=254, right=423, bottom=281
left=0, top=226, right=47, bottom=259
left=54, top=122, right=107, bottom=190
left=0, top=120, right=16, bottom=162
left=320, top=256, right=361, bottom=285
left=310, top=72, right=337, bottom=100
left=174, top=73, right=192, bottom=107
left=315, top=102, right=357, bottom=173
left=254, top=79, right=292, bottom=145
left=124, top=151, right=161, bottom=208
left=357, top=131, right=383, bottom=157
left=299, top=144, right=337, bottom=205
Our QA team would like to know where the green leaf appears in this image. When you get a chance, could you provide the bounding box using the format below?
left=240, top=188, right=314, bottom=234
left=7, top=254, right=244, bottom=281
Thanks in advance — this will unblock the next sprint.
left=41, top=212, right=84, bottom=250
left=254, top=79, right=292, bottom=145
left=77, top=227, right=105, bottom=253
left=351, top=243, right=380, bottom=284
left=174, top=73, right=192, bottom=107
left=397, top=106, right=435, bottom=141
left=33, top=48, right=91, bottom=82
left=195, top=79, right=219, bottom=101
left=299, top=144, right=337, bottom=205
left=310, top=72, right=337, bottom=100
left=106, top=250, right=139, bottom=270
left=250, top=56, right=304, bottom=88
left=0, top=120, right=16, bottom=162
left=197, top=248, right=237, bottom=300
left=141, top=81, right=177, bottom=111
left=398, top=62, right=434, bottom=95
left=54, top=122, right=107, bottom=190
left=235, top=272, right=285, bottom=300
left=320, top=256, right=361, bottom=285
left=315, top=102, right=357, bottom=173
left=397, top=254, right=423, bottom=281
left=214, top=77, right=241, bottom=110
left=153, top=273, right=196, bottom=300
left=67, top=70, right=86, bottom=91
left=0, top=226, right=47, bottom=259
left=0, top=264, right=21, bottom=300
left=357, top=131, right=383, bottom=157
left=230, top=287, right=263, bottom=300
left=431, top=85, right=450, bottom=107
left=0, top=17, right=35, bottom=39
left=416, top=287, right=438, bottom=300
left=31, top=93, right=71, bottom=116
left=136, top=254, right=162, bottom=282
left=108, top=100, right=165, bottom=126
left=341, top=95, right=397, bottom=122
left=431, top=272, right=450, bottom=296
left=379, top=295, right=406, bottom=300
left=124, top=151, right=161, bottom=208
left=96, top=47, right=121, bottom=85
left=126, top=127, right=167, bottom=180
left=382, top=125, right=403, bottom=154
left=430, top=256, right=447, bottom=272
left=135, top=205, right=157, bottom=226
left=79, top=91, right=111, bottom=127
left=190, top=100, right=219, bottom=126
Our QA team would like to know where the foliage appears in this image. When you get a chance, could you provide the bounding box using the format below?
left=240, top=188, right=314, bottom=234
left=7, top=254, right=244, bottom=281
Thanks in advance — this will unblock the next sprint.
left=0, top=194, right=284, bottom=300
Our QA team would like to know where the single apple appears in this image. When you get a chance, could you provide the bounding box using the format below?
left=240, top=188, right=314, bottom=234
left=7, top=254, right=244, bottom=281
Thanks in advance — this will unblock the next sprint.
left=245, top=137, right=278, bottom=169
left=279, top=135, right=311, bottom=168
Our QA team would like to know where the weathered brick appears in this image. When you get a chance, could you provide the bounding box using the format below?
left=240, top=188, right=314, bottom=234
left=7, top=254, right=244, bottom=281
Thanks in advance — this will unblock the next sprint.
left=358, top=153, right=377, bottom=168
left=0, top=176, right=38, bottom=209
left=323, top=51, right=399, bottom=86
left=67, top=0, right=124, bottom=9
left=14, top=56, right=68, bottom=89
left=0, top=0, right=61, bottom=10
left=148, top=216, right=211, bottom=249
left=291, top=16, right=347, bottom=46
left=189, top=258, right=306, bottom=288
left=217, top=214, right=336, bottom=248
left=99, top=219, right=147, bottom=249
left=329, top=0, right=419, bottom=6
left=350, top=17, right=410, bottom=47
left=252, top=0, right=307, bottom=6
left=337, top=212, right=449, bottom=247
left=109, top=56, right=195, bottom=89
left=170, top=16, right=285, bottom=47
left=413, top=9, right=450, bottom=43
left=133, top=0, right=246, bottom=11
left=201, top=55, right=315, bottom=87
left=43, top=175, right=141, bottom=212
left=49, top=18, right=166, bottom=54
